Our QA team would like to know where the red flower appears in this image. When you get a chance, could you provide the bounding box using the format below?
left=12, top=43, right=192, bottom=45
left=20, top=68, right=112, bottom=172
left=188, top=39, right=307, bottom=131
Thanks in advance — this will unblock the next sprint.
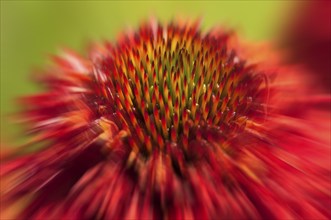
left=281, top=1, right=331, bottom=93
left=1, top=20, right=330, bottom=219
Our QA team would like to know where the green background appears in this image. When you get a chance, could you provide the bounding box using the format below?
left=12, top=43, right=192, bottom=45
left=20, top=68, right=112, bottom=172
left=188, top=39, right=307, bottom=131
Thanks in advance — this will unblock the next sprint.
left=1, top=1, right=290, bottom=144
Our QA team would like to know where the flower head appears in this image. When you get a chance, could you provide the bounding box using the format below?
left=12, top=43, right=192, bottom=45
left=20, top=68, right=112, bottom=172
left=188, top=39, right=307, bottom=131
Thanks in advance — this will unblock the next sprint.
left=1, top=20, right=330, bottom=219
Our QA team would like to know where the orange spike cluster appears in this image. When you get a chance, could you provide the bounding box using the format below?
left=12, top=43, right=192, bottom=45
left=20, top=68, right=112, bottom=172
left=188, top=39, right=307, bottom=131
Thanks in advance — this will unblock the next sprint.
left=92, top=20, right=265, bottom=155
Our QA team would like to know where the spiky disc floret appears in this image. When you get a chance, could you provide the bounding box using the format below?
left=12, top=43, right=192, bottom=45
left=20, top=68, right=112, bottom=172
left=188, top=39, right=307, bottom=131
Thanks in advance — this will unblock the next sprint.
left=1, top=20, right=330, bottom=220
left=91, top=20, right=267, bottom=156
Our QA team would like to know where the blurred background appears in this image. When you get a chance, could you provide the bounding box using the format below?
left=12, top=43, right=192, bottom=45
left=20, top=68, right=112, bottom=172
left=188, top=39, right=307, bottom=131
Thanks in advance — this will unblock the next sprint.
left=0, top=1, right=299, bottom=144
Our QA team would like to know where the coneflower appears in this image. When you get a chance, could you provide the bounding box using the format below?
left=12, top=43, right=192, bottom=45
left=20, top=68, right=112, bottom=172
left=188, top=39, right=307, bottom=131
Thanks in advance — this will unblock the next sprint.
left=1, top=20, right=330, bottom=219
